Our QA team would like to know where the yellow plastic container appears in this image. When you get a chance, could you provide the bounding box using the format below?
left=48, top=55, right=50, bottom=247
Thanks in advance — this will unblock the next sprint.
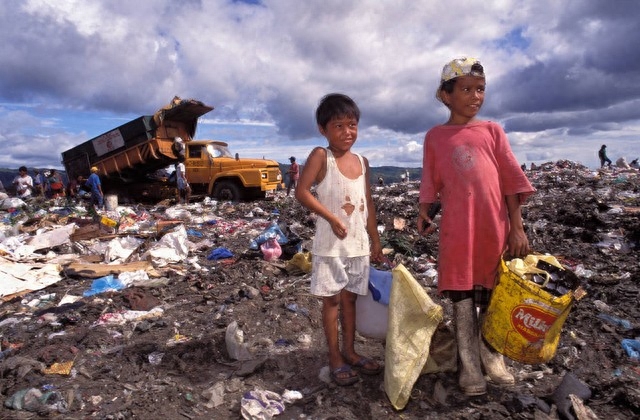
left=100, top=216, right=118, bottom=228
left=481, top=258, right=575, bottom=365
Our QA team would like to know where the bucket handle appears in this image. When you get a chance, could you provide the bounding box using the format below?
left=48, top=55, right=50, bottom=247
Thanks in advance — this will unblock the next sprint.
left=503, top=253, right=552, bottom=287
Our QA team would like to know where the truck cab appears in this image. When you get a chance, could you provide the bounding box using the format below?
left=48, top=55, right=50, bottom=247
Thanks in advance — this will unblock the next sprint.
left=184, top=140, right=282, bottom=201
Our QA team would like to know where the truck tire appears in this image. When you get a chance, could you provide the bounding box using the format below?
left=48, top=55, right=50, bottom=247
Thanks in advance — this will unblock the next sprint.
left=213, top=180, right=243, bottom=201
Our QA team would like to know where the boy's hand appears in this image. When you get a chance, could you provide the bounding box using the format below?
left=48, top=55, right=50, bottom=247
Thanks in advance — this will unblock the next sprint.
left=417, top=213, right=437, bottom=236
left=506, top=226, right=530, bottom=258
left=370, top=241, right=383, bottom=263
left=330, top=219, right=348, bottom=239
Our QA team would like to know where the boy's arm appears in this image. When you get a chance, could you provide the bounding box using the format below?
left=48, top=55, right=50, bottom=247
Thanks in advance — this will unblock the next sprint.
left=363, top=157, right=382, bottom=262
left=295, top=147, right=347, bottom=239
left=505, top=194, right=529, bottom=258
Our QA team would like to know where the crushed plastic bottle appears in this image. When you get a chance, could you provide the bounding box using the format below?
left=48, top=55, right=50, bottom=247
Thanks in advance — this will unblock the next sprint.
left=597, top=313, right=632, bottom=330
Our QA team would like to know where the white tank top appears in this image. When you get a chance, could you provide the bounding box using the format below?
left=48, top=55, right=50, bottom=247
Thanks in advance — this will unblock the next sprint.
left=312, top=149, right=370, bottom=257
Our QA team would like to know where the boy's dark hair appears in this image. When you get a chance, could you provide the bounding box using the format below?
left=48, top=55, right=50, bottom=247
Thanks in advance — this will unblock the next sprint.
left=315, top=93, right=360, bottom=128
left=19, top=166, right=27, bottom=172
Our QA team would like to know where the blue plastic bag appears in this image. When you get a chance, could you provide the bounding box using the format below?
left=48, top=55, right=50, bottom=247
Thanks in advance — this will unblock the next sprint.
left=622, top=338, right=640, bottom=359
left=186, top=228, right=203, bottom=238
left=249, top=222, right=288, bottom=250
left=83, top=275, right=126, bottom=297
left=207, top=247, right=234, bottom=260
left=368, top=267, right=393, bottom=306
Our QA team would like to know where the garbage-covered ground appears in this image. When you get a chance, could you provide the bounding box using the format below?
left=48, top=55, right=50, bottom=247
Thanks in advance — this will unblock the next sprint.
left=0, top=160, right=639, bottom=420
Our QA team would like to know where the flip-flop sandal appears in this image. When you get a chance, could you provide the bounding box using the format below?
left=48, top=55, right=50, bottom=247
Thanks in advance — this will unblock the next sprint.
left=349, top=357, right=382, bottom=375
left=330, top=365, right=359, bottom=386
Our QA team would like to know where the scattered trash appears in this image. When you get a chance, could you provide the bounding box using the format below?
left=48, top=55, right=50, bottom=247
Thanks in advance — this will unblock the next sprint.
left=4, top=387, right=67, bottom=413
left=621, top=338, right=640, bottom=359
left=83, top=275, right=126, bottom=297
left=597, top=313, right=632, bottom=330
left=240, top=389, right=285, bottom=420
left=0, top=161, right=637, bottom=418
left=260, top=236, right=282, bottom=261
left=43, top=361, right=74, bottom=375
left=208, top=247, right=234, bottom=260
left=249, top=222, right=288, bottom=249
left=148, top=351, right=164, bottom=365
left=549, top=372, right=592, bottom=420
left=225, top=321, right=253, bottom=361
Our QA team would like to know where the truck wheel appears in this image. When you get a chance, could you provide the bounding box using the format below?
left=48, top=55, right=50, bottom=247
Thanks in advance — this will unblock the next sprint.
left=213, top=180, right=243, bottom=201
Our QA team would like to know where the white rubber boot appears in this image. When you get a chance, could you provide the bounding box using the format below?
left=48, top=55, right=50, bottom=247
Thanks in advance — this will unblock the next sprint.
left=453, top=298, right=487, bottom=396
left=479, top=314, right=515, bottom=385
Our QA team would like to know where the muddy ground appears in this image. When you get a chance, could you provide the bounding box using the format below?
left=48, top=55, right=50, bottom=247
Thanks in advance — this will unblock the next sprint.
left=0, top=161, right=639, bottom=419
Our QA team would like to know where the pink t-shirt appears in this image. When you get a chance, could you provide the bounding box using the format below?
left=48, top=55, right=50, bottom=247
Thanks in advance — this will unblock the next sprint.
left=419, top=121, right=535, bottom=292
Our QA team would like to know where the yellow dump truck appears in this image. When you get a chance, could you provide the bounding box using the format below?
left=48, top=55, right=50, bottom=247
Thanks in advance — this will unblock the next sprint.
left=61, top=97, right=283, bottom=202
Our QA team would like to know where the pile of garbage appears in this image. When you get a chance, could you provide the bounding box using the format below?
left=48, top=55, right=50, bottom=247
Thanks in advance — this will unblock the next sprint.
left=0, top=161, right=638, bottom=419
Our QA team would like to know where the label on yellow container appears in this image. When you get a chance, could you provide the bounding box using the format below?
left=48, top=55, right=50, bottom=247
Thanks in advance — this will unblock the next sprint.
left=482, top=258, right=576, bottom=365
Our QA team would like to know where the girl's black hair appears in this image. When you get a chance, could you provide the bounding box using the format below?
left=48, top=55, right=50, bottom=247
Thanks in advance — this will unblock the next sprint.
left=315, top=93, right=360, bottom=128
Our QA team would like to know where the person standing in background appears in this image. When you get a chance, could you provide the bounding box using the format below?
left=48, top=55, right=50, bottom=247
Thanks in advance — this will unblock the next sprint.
left=598, top=144, right=612, bottom=168
left=33, top=169, right=43, bottom=197
left=13, top=166, right=33, bottom=199
left=48, top=169, right=65, bottom=198
left=175, top=156, right=191, bottom=204
left=85, top=166, right=104, bottom=212
left=287, top=156, right=299, bottom=196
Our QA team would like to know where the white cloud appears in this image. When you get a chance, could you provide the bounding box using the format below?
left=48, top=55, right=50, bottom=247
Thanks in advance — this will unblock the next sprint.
left=0, top=0, right=638, bottom=171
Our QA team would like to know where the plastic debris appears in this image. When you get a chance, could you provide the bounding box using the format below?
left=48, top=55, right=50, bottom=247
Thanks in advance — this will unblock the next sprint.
left=83, top=275, right=126, bottom=297
left=621, top=338, right=640, bottom=359
left=550, top=372, right=592, bottom=420
left=4, top=387, right=67, bottom=413
left=226, top=321, right=253, bottom=361
left=208, top=247, right=234, bottom=260
left=241, top=389, right=285, bottom=420
left=260, top=236, right=282, bottom=261
left=597, top=313, right=632, bottom=330
left=249, top=222, right=288, bottom=249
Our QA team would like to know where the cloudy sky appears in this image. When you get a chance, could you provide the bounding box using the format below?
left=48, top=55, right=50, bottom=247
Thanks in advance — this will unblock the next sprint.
left=1, top=0, right=639, bottom=172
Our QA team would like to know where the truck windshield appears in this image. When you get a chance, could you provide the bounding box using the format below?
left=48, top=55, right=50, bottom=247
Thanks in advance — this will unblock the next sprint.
left=206, top=143, right=233, bottom=158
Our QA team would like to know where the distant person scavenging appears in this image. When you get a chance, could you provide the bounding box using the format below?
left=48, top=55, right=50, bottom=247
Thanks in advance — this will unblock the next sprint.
left=287, top=156, right=299, bottom=196
left=85, top=166, right=104, bottom=212
left=175, top=156, right=191, bottom=204
left=598, top=144, right=612, bottom=168
left=13, top=166, right=33, bottom=199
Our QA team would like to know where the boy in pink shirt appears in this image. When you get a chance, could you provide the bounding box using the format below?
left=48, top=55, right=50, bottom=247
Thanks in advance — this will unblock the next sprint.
left=418, top=58, right=535, bottom=396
